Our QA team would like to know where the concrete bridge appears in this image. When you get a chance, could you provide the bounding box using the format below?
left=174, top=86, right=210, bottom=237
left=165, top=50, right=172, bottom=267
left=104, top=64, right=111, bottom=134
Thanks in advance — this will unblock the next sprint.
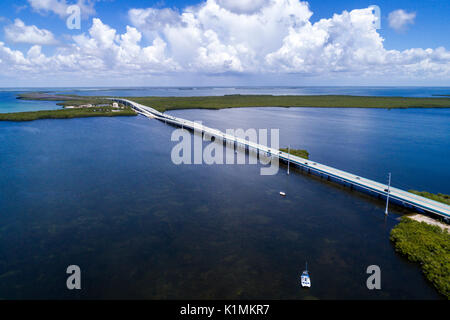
left=113, top=98, right=450, bottom=220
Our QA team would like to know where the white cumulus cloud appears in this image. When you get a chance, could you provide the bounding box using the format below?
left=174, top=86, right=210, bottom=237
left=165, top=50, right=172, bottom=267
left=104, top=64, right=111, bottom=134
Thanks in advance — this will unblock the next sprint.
left=265, top=8, right=387, bottom=73
left=129, top=0, right=312, bottom=73
left=388, top=9, right=416, bottom=32
left=4, top=19, right=57, bottom=45
left=0, top=1, right=449, bottom=84
left=71, top=18, right=178, bottom=72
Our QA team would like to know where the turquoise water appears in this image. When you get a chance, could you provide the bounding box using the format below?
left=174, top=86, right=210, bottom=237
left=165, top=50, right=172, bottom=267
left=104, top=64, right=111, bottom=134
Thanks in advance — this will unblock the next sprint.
left=0, top=91, right=61, bottom=113
left=0, top=88, right=448, bottom=299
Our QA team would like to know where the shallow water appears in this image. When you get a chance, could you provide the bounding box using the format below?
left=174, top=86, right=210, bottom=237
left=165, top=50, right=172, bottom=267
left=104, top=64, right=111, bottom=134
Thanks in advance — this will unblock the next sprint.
left=0, top=107, right=446, bottom=299
left=0, top=91, right=61, bottom=113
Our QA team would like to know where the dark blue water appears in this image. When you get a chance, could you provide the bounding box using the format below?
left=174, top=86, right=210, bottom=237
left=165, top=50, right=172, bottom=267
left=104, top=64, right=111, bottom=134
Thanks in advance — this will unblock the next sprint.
left=0, top=106, right=447, bottom=299
left=169, top=107, right=450, bottom=194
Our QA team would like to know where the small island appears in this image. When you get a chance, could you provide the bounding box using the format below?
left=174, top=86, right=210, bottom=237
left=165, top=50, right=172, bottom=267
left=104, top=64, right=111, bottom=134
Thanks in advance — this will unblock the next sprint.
left=391, top=187, right=450, bottom=299
left=279, top=147, right=309, bottom=159
left=390, top=217, right=449, bottom=299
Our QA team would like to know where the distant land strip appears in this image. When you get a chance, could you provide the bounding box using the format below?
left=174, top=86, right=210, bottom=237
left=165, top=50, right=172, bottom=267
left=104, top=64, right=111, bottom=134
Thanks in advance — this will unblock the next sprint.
left=11, top=92, right=450, bottom=116
left=129, top=94, right=450, bottom=112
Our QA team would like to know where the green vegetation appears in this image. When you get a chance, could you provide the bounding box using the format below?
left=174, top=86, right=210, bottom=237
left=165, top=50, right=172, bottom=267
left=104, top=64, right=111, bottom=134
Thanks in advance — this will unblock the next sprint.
left=0, top=107, right=136, bottom=122
left=18, top=92, right=112, bottom=108
left=390, top=217, right=450, bottom=299
left=17, top=92, right=450, bottom=113
left=13, top=92, right=450, bottom=122
left=128, top=95, right=450, bottom=112
left=3, top=93, right=136, bottom=121
left=409, top=190, right=450, bottom=206
left=279, top=147, right=309, bottom=159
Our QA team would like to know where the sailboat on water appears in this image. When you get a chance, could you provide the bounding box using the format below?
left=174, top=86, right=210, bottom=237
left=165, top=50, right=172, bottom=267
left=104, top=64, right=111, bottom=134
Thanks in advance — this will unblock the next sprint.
left=300, top=262, right=311, bottom=288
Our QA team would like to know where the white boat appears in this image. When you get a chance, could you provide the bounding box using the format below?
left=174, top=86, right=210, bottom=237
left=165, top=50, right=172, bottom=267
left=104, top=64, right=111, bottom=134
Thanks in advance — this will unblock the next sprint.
left=301, top=263, right=311, bottom=288
left=280, top=191, right=286, bottom=196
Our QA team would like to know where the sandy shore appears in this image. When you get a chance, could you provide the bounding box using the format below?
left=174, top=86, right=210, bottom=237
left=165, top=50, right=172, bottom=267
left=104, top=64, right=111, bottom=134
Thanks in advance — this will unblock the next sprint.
left=407, top=214, right=450, bottom=232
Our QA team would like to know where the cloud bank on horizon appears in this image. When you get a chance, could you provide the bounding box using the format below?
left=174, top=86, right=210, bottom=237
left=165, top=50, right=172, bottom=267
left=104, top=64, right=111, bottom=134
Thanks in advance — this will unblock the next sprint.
left=1, top=0, right=449, bottom=85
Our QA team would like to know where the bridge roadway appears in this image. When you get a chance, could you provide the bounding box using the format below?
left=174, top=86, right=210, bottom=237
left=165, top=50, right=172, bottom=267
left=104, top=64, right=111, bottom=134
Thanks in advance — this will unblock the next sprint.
left=113, top=98, right=450, bottom=219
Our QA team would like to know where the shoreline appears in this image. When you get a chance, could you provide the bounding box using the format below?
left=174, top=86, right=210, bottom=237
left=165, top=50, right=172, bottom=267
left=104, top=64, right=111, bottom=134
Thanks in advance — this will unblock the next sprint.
left=407, top=214, right=450, bottom=232
left=390, top=217, right=449, bottom=299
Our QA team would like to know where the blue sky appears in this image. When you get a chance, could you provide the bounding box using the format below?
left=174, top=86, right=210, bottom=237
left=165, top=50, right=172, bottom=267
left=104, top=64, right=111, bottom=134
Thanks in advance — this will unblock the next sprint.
left=0, top=0, right=449, bottom=87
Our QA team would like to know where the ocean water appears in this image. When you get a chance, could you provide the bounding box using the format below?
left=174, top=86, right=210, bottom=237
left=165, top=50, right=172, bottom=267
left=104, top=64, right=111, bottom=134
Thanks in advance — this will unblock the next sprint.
left=169, top=107, right=450, bottom=194
left=0, top=100, right=448, bottom=299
